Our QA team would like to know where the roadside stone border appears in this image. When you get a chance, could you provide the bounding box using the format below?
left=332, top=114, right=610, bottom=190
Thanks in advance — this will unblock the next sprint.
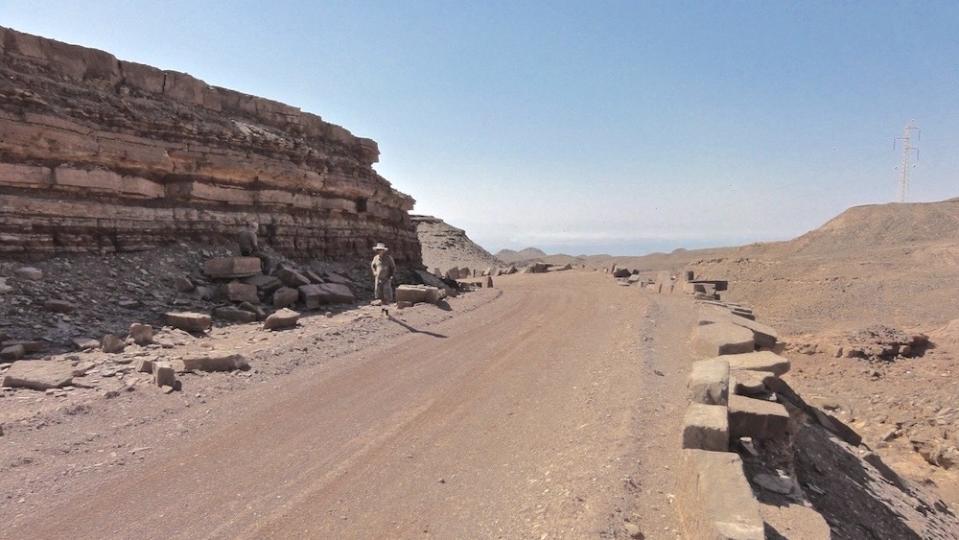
left=671, top=273, right=824, bottom=539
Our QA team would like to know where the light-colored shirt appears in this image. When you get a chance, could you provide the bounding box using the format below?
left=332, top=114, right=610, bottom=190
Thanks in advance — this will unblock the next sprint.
left=371, top=253, right=396, bottom=280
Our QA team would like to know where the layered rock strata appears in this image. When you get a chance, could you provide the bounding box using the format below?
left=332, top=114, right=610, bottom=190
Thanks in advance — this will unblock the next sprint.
left=0, top=27, right=420, bottom=263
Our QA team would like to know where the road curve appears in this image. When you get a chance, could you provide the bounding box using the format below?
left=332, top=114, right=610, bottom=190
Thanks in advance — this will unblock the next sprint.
left=4, top=271, right=696, bottom=539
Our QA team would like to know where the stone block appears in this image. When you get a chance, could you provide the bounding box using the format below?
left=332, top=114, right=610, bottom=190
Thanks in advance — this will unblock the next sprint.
left=14, top=266, right=43, bottom=280
left=679, top=449, right=765, bottom=540
left=1, top=360, right=74, bottom=390
left=682, top=403, right=729, bottom=451
left=700, top=307, right=778, bottom=349
left=72, top=337, right=99, bottom=350
left=203, top=257, right=261, bottom=279
left=263, top=308, right=300, bottom=330
left=688, top=358, right=730, bottom=405
left=243, top=274, right=282, bottom=293
left=272, top=286, right=299, bottom=308
left=691, top=323, right=754, bottom=357
left=319, top=282, right=354, bottom=304
left=100, top=334, right=125, bottom=353
left=165, top=312, right=212, bottom=333
left=43, top=299, right=75, bottom=313
left=299, top=283, right=355, bottom=309
left=225, top=281, right=259, bottom=303
left=128, top=323, right=154, bottom=345
left=0, top=344, right=25, bottom=361
left=153, top=361, right=176, bottom=387
left=178, top=352, right=249, bottom=372
left=277, top=268, right=311, bottom=287
left=135, top=358, right=154, bottom=373
left=212, top=306, right=257, bottom=323
left=730, top=370, right=774, bottom=396
left=728, top=394, right=790, bottom=440
left=724, top=351, right=790, bottom=376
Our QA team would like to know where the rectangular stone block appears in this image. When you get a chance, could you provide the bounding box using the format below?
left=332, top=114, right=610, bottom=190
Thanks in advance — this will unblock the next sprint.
left=153, top=361, right=176, bottom=387
left=724, top=351, right=790, bottom=376
left=165, top=311, right=212, bottom=333
left=225, top=281, right=259, bottom=303
left=682, top=403, right=729, bottom=451
left=691, top=322, right=755, bottom=357
left=178, top=353, right=249, bottom=372
left=728, top=394, right=791, bottom=440
left=203, top=257, right=261, bottom=279
left=688, top=358, right=730, bottom=405
left=679, top=449, right=765, bottom=540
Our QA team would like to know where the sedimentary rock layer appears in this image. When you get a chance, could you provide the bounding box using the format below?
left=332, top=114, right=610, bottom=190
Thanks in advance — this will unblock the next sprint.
left=0, top=26, right=420, bottom=263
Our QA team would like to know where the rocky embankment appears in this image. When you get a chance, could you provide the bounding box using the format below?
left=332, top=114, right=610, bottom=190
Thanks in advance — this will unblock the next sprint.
left=626, top=271, right=959, bottom=538
left=0, top=26, right=419, bottom=263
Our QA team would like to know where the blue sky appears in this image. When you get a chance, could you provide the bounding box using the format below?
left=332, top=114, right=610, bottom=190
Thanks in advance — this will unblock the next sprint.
left=4, top=1, right=958, bottom=255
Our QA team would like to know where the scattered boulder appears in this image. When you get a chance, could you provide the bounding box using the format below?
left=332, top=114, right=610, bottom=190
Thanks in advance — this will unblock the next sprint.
left=322, top=272, right=353, bottom=286
left=264, top=308, right=300, bottom=330
left=129, top=323, right=154, bottom=345
left=0, top=277, right=11, bottom=294
left=238, top=301, right=266, bottom=320
left=272, top=287, right=300, bottom=308
left=395, top=285, right=445, bottom=305
left=14, top=266, right=43, bottom=280
left=212, top=306, right=257, bottom=323
left=100, top=334, right=125, bottom=353
left=165, top=312, right=212, bottom=333
left=612, top=268, right=631, bottom=278
left=173, top=275, right=195, bottom=292
left=243, top=274, right=282, bottom=293
left=177, top=352, right=250, bottom=372
left=43, top=299, right=75, bottom=314
left=1, top=360, right=74, bottom=390
left=203, top=257, right=261, bottom=278
left=135, top=358, right=154, bottom=374
left=299, top=283, right=355, bottom=309
left=0, top=344, right=25, bottom=361
left=277, top=268, right=311, bottom=288
left=225, top=281, right=259, bottom=303
left=152, top=361, right=176, bottom=387
left=523, top=263, right=549, bottom=273
left=72, top=337, right=100, bottom=350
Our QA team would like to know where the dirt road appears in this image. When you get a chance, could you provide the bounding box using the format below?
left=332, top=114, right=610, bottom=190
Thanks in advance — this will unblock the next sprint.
left=2, top=272, right=697, bottom=539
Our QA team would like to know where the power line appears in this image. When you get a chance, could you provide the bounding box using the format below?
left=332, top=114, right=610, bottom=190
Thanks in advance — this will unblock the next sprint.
left=893, top=120, right=920, bottom=202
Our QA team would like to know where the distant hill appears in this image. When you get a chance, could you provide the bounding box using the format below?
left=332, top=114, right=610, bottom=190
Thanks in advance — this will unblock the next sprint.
left=412, top=215, right=502, bottom=273
left=593, top=198, right=959, bottom=334
left=495, top=247, right=547, bottom=264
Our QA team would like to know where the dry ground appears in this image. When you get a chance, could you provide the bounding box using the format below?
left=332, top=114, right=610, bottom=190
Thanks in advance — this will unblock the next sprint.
left=1, top=271, right=697, bottom=540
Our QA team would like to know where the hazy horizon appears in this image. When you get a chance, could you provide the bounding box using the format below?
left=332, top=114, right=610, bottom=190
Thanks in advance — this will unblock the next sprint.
left=6, top=2, right=959, bottom=257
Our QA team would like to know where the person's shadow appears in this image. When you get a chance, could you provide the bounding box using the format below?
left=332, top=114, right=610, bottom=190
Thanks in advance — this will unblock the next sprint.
left=387, top=315, right=448, bottom=338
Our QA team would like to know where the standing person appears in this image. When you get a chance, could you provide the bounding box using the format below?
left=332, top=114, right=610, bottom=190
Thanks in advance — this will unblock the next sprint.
left=371, top=242, right=396, bottom=305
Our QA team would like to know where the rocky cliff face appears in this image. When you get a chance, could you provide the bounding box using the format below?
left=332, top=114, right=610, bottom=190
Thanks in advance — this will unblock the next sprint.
left=411, top=215, right=501, bottom=274
left=0, top=27, right=420, bottom=264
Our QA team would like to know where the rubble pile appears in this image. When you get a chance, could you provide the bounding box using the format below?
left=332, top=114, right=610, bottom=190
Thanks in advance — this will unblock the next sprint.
left=0, top=243, right=373, bottom=358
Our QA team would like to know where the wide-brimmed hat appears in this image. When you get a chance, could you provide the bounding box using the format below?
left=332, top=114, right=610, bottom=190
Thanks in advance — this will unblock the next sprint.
left=372, top=243, right=389, bottom=252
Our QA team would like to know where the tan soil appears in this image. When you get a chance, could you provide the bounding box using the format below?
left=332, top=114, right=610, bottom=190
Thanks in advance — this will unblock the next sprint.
left=0, top=271, right=697, bottom=540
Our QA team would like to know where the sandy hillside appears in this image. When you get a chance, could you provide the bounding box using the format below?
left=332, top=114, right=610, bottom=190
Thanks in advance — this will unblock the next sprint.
left=413, top=215, right=502, bottom=274
left=589, top=198, right=959, bottom=335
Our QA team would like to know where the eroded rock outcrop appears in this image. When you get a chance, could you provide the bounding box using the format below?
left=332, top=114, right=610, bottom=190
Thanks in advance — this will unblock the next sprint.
left=0, top=27, right=420, bottom=263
